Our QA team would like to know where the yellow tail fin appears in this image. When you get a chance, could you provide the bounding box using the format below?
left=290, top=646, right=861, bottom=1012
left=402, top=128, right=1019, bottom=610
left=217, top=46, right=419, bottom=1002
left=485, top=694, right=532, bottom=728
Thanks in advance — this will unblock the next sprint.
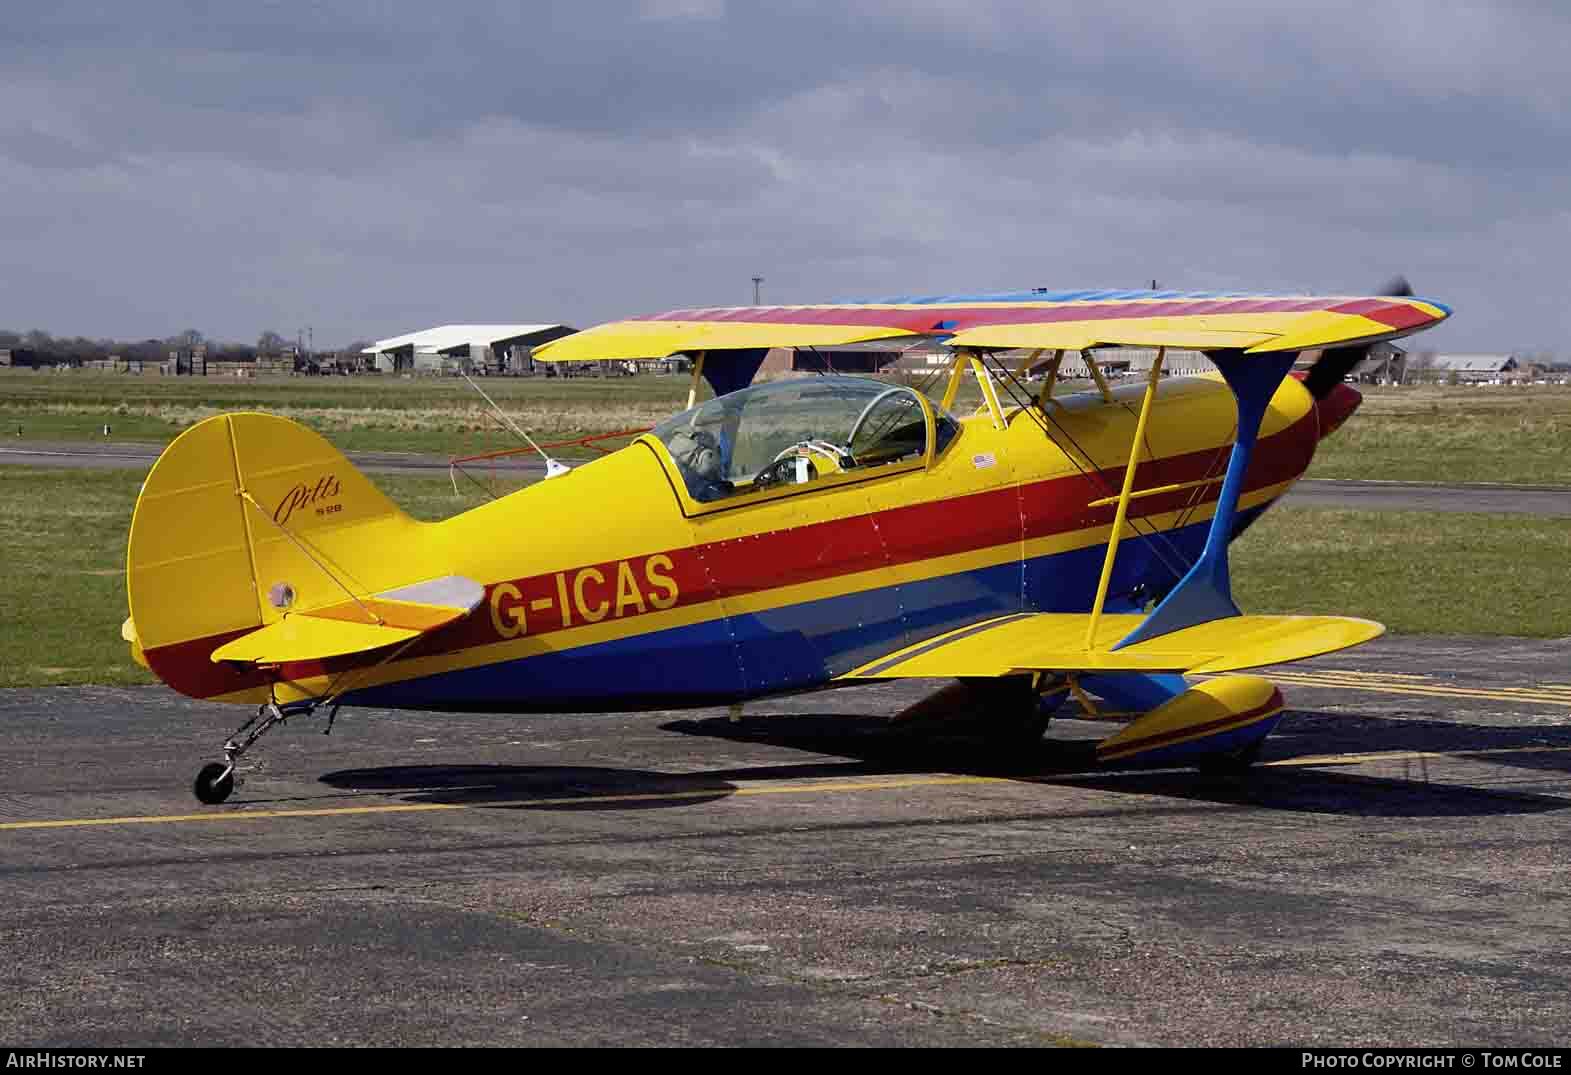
left=125, top=412, right=428, bottom=699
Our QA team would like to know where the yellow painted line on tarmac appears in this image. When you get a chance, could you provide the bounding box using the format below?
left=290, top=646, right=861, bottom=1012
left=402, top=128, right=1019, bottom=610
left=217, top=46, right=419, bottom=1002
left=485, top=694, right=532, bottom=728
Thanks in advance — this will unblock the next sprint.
left=1264, top=743, right=1571, bottom=769
left=1297, top=669, right=1435, bottom=681
left=1269, top=675, right=1571, bottom=700
left=1263, top=672, right=1571, bottom=708
left=0, top=774, right=1008, bottom=833
left=7, top=742, right=1571, bottom=835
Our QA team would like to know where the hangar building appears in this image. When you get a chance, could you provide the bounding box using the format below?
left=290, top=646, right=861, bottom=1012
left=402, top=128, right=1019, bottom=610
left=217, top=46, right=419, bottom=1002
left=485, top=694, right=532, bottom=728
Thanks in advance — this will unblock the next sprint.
left=1423, top=354, right=1522, bottom=383
left=363, top=324, right=576, bottom=374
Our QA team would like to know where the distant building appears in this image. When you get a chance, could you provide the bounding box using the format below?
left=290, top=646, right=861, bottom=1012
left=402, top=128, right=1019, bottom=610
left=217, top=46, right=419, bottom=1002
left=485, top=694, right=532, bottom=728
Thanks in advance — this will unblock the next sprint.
left=1108, top=348, right=1215, bottom=378
left=1354, top=342, right=1407, bottom=384
left=757, top=337, right=955, bottom=378
left=1421, top=353, right=1522, bottom=383
left=628, top=356, right=692, bottom=374
left=757, top=345, right=900, bottom=377
left=1100, top=341, right=1409, bottom=384
left=362, top=324, right=577, bottom=374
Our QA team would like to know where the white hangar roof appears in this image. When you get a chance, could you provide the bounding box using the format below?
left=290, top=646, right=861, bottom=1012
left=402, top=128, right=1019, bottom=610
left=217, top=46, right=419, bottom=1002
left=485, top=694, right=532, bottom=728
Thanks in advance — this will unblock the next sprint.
left=1428, top=353, right=1519, bottom=372
left=362, top=324, right=571, bottom=355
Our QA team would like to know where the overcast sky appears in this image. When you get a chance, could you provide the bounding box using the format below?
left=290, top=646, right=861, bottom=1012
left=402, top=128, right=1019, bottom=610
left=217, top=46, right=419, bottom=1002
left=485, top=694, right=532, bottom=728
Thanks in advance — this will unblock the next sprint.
left=2, top=1, right=1567, bottom=351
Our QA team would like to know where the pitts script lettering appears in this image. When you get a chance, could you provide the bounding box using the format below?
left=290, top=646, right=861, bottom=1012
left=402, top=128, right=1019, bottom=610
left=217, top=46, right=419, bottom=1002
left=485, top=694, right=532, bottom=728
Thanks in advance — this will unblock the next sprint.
left=274, top=475, right=343, bottom=524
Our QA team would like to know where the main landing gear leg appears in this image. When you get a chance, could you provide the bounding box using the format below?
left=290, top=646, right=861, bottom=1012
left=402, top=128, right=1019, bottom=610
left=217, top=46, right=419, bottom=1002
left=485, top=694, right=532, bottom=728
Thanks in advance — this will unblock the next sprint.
left=967, top=674, right=1068, bottom=749
left=192, top=699, right=319, bottom=805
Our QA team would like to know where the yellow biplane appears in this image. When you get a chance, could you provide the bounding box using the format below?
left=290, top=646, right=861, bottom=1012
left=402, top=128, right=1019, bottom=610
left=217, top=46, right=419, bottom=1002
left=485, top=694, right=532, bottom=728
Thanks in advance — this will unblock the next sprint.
left=120, top=285, right=1449, bottom=803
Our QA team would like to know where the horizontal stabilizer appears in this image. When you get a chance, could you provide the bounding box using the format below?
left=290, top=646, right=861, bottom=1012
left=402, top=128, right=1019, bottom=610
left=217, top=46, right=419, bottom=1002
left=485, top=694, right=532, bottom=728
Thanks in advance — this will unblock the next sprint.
left=121, top=616, right=149, bottom=669
left=209, top=575, right=484, bottom=665
left=844, top=613, right=1383, bottom=680
left=210, top=617, right=423, bottom=664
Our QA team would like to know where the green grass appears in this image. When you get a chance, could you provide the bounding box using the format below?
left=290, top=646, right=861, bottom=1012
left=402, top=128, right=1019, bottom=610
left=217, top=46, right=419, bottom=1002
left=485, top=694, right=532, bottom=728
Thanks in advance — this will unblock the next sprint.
left=1308, top=384, right=1571, bottom=485
left=0, top=368, right=699, bottom=457
left=1, top=463, right=1565, bottom=688
left=1232, top=507, right=1571, bottom=636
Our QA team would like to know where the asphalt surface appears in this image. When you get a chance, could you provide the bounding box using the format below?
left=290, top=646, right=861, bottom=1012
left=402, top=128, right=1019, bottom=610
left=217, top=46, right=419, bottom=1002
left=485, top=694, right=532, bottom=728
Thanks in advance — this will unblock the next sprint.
left=1286, top=478, right=1571, bottom=517
left=5, top=439, right=1569, bottom=515
left=4, top=635, right=1571, bottom=1046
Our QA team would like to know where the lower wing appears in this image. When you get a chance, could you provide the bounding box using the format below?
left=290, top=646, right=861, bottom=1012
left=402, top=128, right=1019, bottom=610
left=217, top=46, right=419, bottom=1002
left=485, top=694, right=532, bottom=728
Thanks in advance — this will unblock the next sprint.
left=843, top=612, right=1382, bottom=680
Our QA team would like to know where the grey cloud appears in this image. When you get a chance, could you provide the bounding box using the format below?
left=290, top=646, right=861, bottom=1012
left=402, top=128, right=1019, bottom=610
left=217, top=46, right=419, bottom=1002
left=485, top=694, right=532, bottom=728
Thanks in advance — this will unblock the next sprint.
left=0, top=2, right=1567, bottom=350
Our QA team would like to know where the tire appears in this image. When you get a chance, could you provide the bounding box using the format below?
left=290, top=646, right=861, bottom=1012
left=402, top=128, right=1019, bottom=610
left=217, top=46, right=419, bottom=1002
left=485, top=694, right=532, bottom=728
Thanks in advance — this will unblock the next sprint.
left=965, top=675, right=1062, bottom=747
left=193, top=762, right=235, bottom=805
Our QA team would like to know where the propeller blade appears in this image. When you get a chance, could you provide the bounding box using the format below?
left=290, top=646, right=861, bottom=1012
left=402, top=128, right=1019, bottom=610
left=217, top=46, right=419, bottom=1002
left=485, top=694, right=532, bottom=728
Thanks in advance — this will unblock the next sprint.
left=1302, top=345, right=1370, bottom=400
left=1302, top=275, right=1414, bottom=397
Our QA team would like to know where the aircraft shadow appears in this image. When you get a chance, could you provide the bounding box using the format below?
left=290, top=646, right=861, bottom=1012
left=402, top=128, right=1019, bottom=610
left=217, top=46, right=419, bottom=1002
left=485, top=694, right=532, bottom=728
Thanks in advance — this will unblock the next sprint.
left=656, top=707, right=1571, bottom=819
left=314, top=708, right=1571, bottom=819
left=317, top=764, right=735, bottom=810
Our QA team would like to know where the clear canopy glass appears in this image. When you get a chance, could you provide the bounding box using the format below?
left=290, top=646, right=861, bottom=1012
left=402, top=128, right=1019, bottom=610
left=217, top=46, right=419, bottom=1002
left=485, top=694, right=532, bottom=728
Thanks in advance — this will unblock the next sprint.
left=652, top=375, right=958, bottom=503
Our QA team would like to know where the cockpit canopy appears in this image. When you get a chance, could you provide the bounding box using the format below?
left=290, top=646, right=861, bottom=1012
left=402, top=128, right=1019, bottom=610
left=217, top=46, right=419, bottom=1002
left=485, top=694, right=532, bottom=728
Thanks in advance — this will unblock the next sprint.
left=652, top=376, right=960, bottom=503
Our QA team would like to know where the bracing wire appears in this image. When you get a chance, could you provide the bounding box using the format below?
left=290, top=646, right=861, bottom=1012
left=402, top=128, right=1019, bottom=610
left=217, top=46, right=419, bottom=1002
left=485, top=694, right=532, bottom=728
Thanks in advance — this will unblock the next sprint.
left=980, top=350, right=1195, bottom=587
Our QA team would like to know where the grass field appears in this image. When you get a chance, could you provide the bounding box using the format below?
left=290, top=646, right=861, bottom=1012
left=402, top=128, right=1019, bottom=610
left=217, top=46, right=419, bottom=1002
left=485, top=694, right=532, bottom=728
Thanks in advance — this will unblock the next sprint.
left=5, top=369, right=1568, bottom=484
left=1230, top=507, right=1571, bottom=636
left=1308, top=384, right=1571, bottom=485
left=0, top=368, right=698, bottom=457
left=1, top=463, right=1565, bottom=689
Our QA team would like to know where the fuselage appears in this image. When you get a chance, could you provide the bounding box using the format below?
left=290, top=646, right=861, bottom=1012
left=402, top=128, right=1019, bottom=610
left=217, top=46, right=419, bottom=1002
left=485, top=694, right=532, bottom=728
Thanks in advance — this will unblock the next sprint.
left=311, top=371, right=1335, bottom=713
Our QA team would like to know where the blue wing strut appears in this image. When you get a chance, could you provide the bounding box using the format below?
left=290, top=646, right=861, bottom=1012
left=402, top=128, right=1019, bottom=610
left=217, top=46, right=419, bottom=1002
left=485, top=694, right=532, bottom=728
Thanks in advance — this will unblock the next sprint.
left=1114, top=349, right=1299, bottom=649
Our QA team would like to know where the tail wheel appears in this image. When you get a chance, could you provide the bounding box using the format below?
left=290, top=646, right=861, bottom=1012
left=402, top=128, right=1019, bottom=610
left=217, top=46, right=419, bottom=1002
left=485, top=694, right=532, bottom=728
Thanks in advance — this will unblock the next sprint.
left=193, top=762, right=235, bottom=805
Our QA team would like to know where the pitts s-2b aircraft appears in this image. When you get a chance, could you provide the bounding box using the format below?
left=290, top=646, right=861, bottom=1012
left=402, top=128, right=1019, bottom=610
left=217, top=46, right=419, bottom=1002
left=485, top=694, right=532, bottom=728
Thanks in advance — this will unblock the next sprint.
left=120, top=286, right=1450, bottom=803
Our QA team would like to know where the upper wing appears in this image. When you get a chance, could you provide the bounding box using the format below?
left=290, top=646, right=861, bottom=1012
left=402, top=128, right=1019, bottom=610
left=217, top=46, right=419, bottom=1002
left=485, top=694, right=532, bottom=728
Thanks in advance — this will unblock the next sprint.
left=532, top=320, right=921, bottom=362
left=942, top=323, right=1279, bottom=351
left=844, top=612, right=1384, bottom=680
left=533, top=292, right=1450, bottom=363
left=943, top=299, right=1450, bottom=355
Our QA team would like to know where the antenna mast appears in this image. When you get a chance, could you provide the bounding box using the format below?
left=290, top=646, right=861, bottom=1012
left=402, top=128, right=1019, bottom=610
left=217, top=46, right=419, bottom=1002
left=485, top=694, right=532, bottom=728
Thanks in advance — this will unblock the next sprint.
left=462, top=372, right=570, bottom=479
